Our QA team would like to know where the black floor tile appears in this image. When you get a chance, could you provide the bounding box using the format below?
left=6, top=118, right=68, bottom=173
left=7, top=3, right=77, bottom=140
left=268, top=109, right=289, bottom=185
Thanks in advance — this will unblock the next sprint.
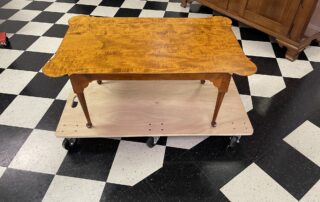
left=256, top=141, right=320, bottom=200
left=115, top=8, right=141, bottom=17
left=0, top=0, right=11, bottom=7
left=0, top=20, right=27, bottom=33
left=144, top=1, right=168, bottom=11
left=99, top=0, right=125, bottom=7
left=0, top=68, right=4, bottom=74
left=57, top=138, right=119, bottom=181
left=249, top=56, right=282, bottom=76
left=240, top=27, right=270, bottom=42
left=232, top=74, right=250, bottom=95
left=272, top=43, right=308, bottom=60
left=100, top=182, right=162, bottom=202
left=0, top=125, right=32, bottom=167
left=0, top=93, right=16, bottom=115
left=0, top=168, right=54, bottom=202
left=145, top=163, right=220, bottom=201
left=6, top=34, right=38, bottom=50
left=9, top=51, right=53, bottom=72
left=36, top=100, right=66, bottom=131
left=164, top=11, right=188, bottom=18
left=0, top=8, right=18, bottom=20
left=56, top=0, right=79, bottom=3
left=32, top=11, right=64, bottom=23
left=189, top=4, right=212, bottom=14
left=20, top=73, right=68, bottom=99
left=67, top=4, right=96, bottom=14
left=23, top=1, right=52, bottom=11
left=99, top=0, right=124, bottom=7
left=43, top=24, right=68, bottom=38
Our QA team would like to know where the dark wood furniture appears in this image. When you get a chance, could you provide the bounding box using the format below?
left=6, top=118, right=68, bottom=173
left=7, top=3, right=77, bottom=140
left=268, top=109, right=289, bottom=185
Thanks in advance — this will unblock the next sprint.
left=181, top=0, right=320, bottom=61
left=43, top=16, right=256, bottom=128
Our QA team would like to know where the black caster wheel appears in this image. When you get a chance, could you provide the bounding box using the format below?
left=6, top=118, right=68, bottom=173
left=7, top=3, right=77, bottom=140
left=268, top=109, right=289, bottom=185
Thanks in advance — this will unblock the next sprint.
left=62, top=138, right=78, bottom=151
left=97, top=80, right=102, bottom=85
left=200, top=80, right=205, bottom=84
left=226, top=136, right=240, bottom=150
left=146, top=137, right=156, bottom=148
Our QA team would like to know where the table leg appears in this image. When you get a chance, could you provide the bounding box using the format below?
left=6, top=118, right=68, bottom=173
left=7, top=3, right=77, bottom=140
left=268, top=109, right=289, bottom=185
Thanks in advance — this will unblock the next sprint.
left=211, top=74, right=231, bottom=127
left=70, top=75, right=92, bottom=128
left=211, top=92, right=225, bottom=127
left=77, top=92, right=92, bottom=128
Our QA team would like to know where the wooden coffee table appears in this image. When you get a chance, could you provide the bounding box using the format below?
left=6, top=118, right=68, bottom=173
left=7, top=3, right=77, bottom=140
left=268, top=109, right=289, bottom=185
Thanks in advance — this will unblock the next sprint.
left=43, top=16, right=256, bottom=129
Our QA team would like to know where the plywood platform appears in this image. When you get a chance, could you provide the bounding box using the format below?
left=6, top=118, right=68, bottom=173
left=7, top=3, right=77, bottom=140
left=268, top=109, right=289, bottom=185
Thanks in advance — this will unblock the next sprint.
left=56, top=79, right=253, bottom=138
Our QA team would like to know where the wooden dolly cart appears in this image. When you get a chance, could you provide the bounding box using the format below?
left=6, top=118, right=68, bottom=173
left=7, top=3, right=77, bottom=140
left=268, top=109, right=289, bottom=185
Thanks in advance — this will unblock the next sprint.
left=42, top=16, right=257, bottom=150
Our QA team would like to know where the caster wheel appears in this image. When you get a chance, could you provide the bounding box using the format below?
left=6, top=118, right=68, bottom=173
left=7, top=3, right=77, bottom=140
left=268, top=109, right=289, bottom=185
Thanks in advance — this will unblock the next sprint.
left=200, top=80, right=205, bottom=84
left=97, top=80, right=102, bottom=85
left=146, top=137, right=156, bottom=148
left=62, top=138, right=78, bottom=151
left=226, top=136, right=240, bottom=150
left=86, top=123, right=92, bottom=128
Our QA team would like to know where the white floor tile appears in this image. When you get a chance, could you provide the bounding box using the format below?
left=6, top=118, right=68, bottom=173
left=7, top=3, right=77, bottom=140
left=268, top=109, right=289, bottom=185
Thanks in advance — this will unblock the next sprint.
left=0, top=95, right=53, bottom=128
left=139, top=10, right=165, bottom=18
left=0, top=49, right=23, bottom=69
left=240, top=94, right=253, bottom=112
left=17, top=22, right=53, bottom=36
left=77, top=0, right=102, bottom=6
left=56, top=13, right=80, bottom=25
left=45, top=2, right=75, bottom=13
left=56, top=81, right=72, bottom=100
left=241, top=40, right=276, bottom=58
left=221, top=163, right=297, bottom=202
left=107, top=140, right=165, bottom=186
left=0, top=69, right=36, bottom=94
left=2, top=0, right=31, bottom=9
left=90, top=6, right=119, bottom=17
left=284, top=121, right=320, bottom=166
left=248, top=74, right=286, bottom=97
left=304, top=46, right=320, bottom=62
left=231, top=26, right=241, bottom=40
left=121, top=0, right=146, bottom=9
left=166, top=2, right=189, bottom=12
left=0, top=166, right=6, bottom=178
left=9, top=129, right=67, bottom=174
left=27, top=37, right=63, bottom=54
left=277, top=58, right=313, bottom=79
left=9, top=10, right=41, bottom=21
left=166, top=136, right=208, bottom=149
left=43, top=175, right=105, bottom=202
left=300, top=180, right=320, bottom=202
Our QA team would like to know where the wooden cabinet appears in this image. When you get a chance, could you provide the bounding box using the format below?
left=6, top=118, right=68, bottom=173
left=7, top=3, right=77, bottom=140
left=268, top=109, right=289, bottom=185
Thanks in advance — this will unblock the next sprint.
left=210, top=0, right=228, bottom=9
left=181, top=0, right=320, bottom=61
left=242, top=0, right=301, bottom=34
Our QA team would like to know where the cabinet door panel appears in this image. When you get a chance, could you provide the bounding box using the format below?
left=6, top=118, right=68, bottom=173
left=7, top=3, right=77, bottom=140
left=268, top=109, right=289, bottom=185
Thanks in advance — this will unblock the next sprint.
left=243, top=0, right=301, bottom=34
left=209, top=0, right=229, bottom=9
left=228, top=0, right=246, bottom=15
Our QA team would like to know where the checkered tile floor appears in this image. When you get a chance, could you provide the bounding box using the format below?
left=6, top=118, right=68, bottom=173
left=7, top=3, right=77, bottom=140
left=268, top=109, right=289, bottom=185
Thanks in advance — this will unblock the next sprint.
left=0, top=0, right=320, bottom=201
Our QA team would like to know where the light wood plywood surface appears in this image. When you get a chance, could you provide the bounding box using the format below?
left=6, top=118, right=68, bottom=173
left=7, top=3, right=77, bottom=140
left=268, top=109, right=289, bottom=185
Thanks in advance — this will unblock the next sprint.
left=56, top=79, right=253, bottom=138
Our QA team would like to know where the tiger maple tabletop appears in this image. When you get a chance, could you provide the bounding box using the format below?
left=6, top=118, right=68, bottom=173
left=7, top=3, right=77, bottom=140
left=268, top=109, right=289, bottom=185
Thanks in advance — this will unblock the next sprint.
left=43, top=16, right=256, bottom=128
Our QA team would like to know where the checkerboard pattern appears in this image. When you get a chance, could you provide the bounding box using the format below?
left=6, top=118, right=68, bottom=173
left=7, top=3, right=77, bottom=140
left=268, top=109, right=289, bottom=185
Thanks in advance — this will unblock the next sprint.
left=0, top=0, right=320, bottom=201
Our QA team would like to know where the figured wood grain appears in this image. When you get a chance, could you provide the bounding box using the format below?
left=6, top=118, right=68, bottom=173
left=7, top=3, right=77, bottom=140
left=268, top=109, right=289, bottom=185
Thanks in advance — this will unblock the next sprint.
left=42, top=16, right=256, bottom=77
